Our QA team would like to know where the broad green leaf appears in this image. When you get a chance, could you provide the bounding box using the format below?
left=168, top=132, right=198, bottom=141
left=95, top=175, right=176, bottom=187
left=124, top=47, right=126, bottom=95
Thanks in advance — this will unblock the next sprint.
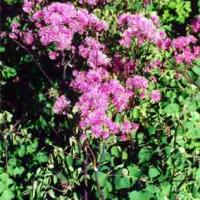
left=114, top=176, right=131, bottom=190
left=148, top=167, right=160, bottom=178
left=96, top=171, right=107, bottom=187
left=111, top=146, right=121, bottom=158
left=35, top=152, right=49, bottom=163
left=129, top=191, right=150, bottom=200
left=1, top=190, right=15, bottom=200
left=128, top=165, right=141, bottom=179
left=138, top=148, right=152, bottom=163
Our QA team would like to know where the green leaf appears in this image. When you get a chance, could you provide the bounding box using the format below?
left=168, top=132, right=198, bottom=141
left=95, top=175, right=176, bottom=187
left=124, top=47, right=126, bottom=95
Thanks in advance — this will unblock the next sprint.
left=27, top=140, right=38, bottom=154
left=17, top=145, right=26, bottom=157
left=163, top=103, right=180, bottom=116
left=192, top=66, right=200, bottom=76
left=111, top=146, right=120, bottom=158
left=148, top=127, right=156, bottom=135
left=35, top=152, right=49, bottom=163
left=96, top=171, right=107, bottom=187
left=48, top=189, right=56, bottom=199
left=131, top=108, right=139, bottom=119
left=148, top=167, right=160, bottom=179
left=13, top=167, right=25, bottom=177
left=128, top=165, right=141, bottom=179
left=0, top=190, right=15, bottom=200
left=138, top=148, right=152, bottom=163
left=2, top=67, right=17, bottom=79
left=129, top=191, right=150, bottom=200
left=114, top=176, right=131, bottom=190
left=195, top=168, right=200, bottom=178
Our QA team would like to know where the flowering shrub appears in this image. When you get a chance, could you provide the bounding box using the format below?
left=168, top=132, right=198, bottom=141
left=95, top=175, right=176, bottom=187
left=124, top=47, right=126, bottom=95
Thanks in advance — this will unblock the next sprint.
left=1, top=0, right=200, bottom=199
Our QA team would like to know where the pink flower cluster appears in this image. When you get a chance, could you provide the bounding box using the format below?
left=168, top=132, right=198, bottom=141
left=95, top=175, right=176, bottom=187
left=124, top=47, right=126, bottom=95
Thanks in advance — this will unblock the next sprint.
left=70, top=68, right=138, bottom=139
left=22, top=0, right=44, bottom=13
left=126, top=75, right=149, bottom=90
left=9, top=22, right=20, bottom=39
left=172, top=35, right=200, bottom=64
left=150, top=90, right=161, bottom=103
left=112, top=54, right=136, bottom=75
left=118, top=13, right=168, bottom=48
left=191, top=17, right=200, bottom=33
left=9, top=22, right=35, bottom=45
left=53, top=95, right=70, bottom=115
left=79, top=37, right=111, bottom=68
left=79, top=0, right=108, bottom=6
left=143, top=0, right=151, bottom=6
left=10, top=1, right=166, bottom=140
left=20, top=2, right=108, bottom=53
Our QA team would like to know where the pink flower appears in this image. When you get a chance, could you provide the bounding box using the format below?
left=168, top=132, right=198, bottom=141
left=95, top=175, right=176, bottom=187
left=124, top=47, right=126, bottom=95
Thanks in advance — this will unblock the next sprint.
left=140, top=92, right=146, bottom=99
left=71, top=68, right=135, bottom=139
left=191, top=17, right=200, bottom=33
left=150, top=13, right=160, bottom=26
left=79, top=0, right=108, bottom=6
left=24, top=31, right=34, bottom=45
left=150, top=90, right=161, bottom=103
left=48, top=51, right=59, bottom=60
left=80, top=134, right=87, bottom=141
left=22, top=0, right=34, bottom=13
left=79, top=37, right=110, bottom=68
left=121, top=134, right=128, bottom=141
left=143, top=0, right=151, bottom=6
left=126, top=75, right=148, bottom=90
left=53, top=95, right=70, bottom=115
left=118, top=13, right=166, bottom=48
left=112, top=54, right=136, bottom=75
left=172, top=35, right=199, bottom=64
left=29, top=2, right=108, bottom=52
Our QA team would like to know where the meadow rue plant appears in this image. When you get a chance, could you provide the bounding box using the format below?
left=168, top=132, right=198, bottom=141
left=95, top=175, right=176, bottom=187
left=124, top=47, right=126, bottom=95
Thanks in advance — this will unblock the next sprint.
left=9, top=0, right=200, bottom=140
left=3, top=0, right=200, bottom=198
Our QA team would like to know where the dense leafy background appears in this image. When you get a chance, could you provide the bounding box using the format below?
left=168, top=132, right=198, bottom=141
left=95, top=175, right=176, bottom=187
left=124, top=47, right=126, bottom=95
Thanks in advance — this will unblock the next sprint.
left=1, top=0, right=200, bottom=199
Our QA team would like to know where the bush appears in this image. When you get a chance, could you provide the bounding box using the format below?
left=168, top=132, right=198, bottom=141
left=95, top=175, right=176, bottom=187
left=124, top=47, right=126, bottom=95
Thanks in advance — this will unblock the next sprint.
left=1, top=0, right=200, bottom=199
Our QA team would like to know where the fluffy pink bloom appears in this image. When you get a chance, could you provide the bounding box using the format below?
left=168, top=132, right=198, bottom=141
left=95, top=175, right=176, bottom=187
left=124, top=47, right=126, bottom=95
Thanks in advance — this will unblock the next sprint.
left=126, top=75, right=148, bottom=90
left=120, top=122, right=139, bottom=141
left=156, top=37, right=171, bottom=50
left=79, top=0, right=108, bottom=6
left=143, top=0, right=151, bottom=6
left=118, top=13, right=166, bottom=48
left=150, top=90, right=161, bottom=103
left=79, top=37, right=110, bottom=68
left=172, top=35, right=197, bottom=49
left=48, top=51, right=59, bottom=60
left=71, top=68, right=136, bottom=139
left=112, top=54, right=136, bottom=75
left=191, top=17, right=200, bottom=33
left=24, top=31, right=34, bottom=45
left=29, top=3, right=108, bottom=51
left=150, top=13, right=160, bottom=26
left=172, top=35, right=200, bottom=64
left=53, top=95, right=70, bottom=115
left=121, top=121, right=138, bottom=134
left=22, top=0, right=34, bottom=13
left=121, top=134, right=128, bottom=141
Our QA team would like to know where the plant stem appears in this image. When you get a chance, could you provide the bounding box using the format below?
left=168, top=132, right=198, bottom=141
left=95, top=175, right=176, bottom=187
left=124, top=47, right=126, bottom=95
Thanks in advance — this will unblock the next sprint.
left=11, top=38, right=54, bottom=85
left=94, top=170, right=105, bottom=200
